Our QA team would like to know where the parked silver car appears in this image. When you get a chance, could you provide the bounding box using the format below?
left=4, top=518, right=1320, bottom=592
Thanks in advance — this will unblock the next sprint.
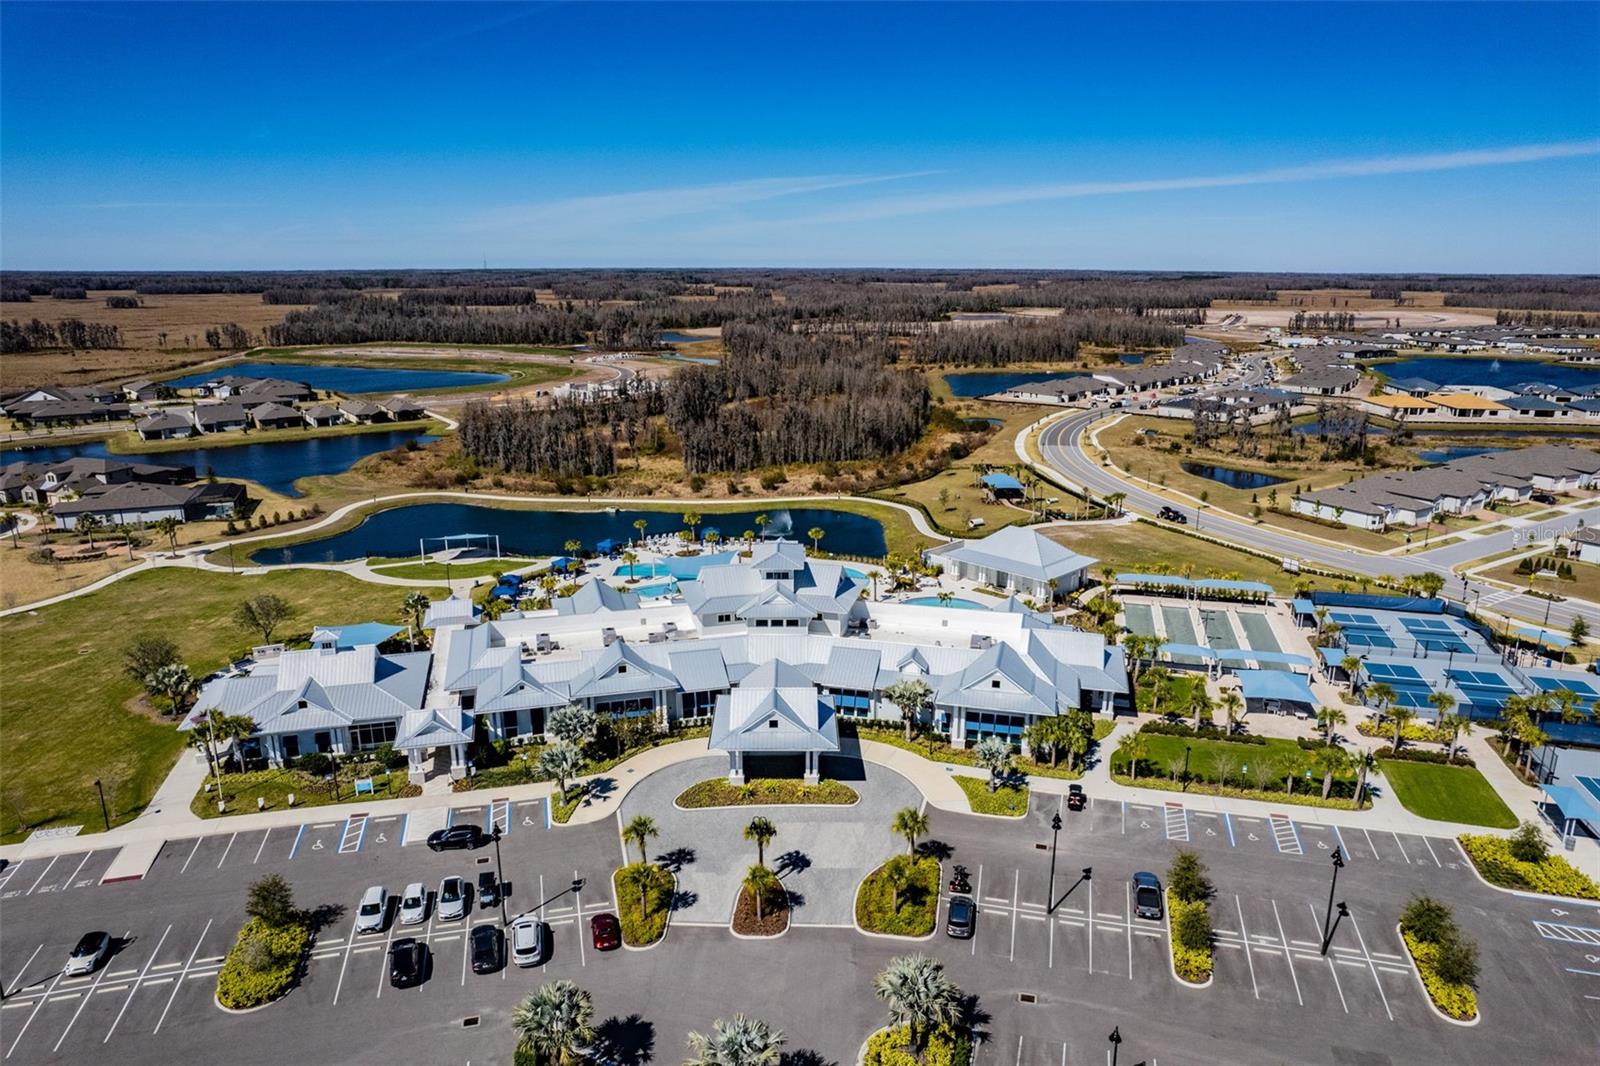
left=438, top=876, right=467, bottom=922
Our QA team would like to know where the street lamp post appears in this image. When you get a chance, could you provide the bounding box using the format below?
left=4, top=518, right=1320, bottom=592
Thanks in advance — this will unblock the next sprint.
left=1047, top=812, right=1062, bottom=914
left=1320, top=846, right=1345, bottom=955
left=93, top=778, right=111, bottom=832
left=1108, top=1026, right=1122, bottom=1066
left=492, top=827, right=509, bottom=927
left=1182, top=745, right=1192, bottom=793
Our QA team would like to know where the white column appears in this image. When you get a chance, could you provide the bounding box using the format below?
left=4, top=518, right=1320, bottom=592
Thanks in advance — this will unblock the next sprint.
left=804, top=750, right=819, bottom=785
left=728, top=750, right=745, bottom=786
left=406, top=748, right=426, bottom=785
left=450, top=743, right=467, bottom=780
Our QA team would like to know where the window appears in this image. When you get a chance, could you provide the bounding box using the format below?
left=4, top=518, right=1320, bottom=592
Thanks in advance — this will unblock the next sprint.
left=991, top=680, right=1001, bottom=689
left=717, top=614, right=734, bottom=624
left=617, top=664, right=627, bottom=674
left=595, top=696, right=655, bottom=719
left=350, top=721, right=398, bottom=751
left=768, top=719, right=778, bottom=729
left=297, top=699, right=308, bottom=709
left=500, top=711, right=521, bottom=739
left=681, top=690, right=721, bottom=719
left=965, top=711, right=1025, bottom=742
left=823, top=687, right=872, bottom=717
left=460, top=692, right=476, bottom=711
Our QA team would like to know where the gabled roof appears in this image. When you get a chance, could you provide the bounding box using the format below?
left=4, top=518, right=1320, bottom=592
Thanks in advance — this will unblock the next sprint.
left=708, top=660, right=840, bottom=754
left=567, top=640, right=679, bottom=699
left=750, top=539, right=808, bottom=571
left=932, top=525, right=1097, bottom=584
left=555, top=580, right=640, bottom=615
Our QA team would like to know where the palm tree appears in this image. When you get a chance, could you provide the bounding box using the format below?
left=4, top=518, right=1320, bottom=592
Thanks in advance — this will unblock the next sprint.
left=807, top=526, right=824, bottom=553
left=685, top=1015, right=785, bottom=1066
left=743, top=816, right=777, bottom=866
left=1316, top=706, right=1347, bottom=745
left=890, top=807, right=928, bottom=854
left=77, top=513, right=102, bottom=550
left=153, top=515, right=181, bottom=554
left=936, top=590, right=954, bottom=607
left=1105, top=492, right=1127, bottom=516
left=1427, top=691, right=1457, bottom=740
left=511, top=979, right=595, bottom=1066
left=1219, top=689, right=1244, bottom=735
left=1339, top=655, right=1363, bottom=692
left=754, top=513, right=769, bottom=539
left=632, top=517, right=648, bottom=545
left=880, top=679, right=932, bottom=743
left=1313, top=745, right=1350, bottom=800
left=621, top=814, right=658, bottom=866
left=872, top=954, right=963, bottom=1054
left=1115, top=731, right=1149, bottom=782
left=972, top=735, right=1012, bottom=792
left=147, top=661, right=197, bottom=716
left=563, top=538, right=582, bottom=561
left=1143, top=665, right=1171, bottom=717
left=882, top=853, right=916, bottom=915
left=401, top=590, right=430, bottom=649
left=1389, top=704, right=1416, bottom=749
left=705, top=530, right=721, bottom=548
left=1442, top=712, right=1474, bottom=763
left=1190, top=689, right=1214, bottom=732
left=741, top=864, right=782, bottom=923
left=538, top=743, right=584, bottom=802
left=683, top=512, right=702, bottom=542
left=621, top=550, right=638, bottom=580
left=188, top=708, right=256, bottom=784
left=482, top=596, right=508, bottom=622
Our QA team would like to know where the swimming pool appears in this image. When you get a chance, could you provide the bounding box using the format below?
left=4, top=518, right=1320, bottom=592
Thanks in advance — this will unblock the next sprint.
left=905, top=595, right=988, bottom=610
left=617, top=561, right=674, bottom=579
left=632, top=580, right=679, bottom=598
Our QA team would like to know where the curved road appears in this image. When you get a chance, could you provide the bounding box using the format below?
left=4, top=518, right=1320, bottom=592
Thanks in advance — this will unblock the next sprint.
left=1030, top=357, right=1600, bottom=637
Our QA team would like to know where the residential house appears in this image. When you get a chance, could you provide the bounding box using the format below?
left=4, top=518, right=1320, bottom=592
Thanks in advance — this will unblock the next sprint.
left=136, top=410, right=198, bottom=441
left=250, top=402, right=305, bottom=430
left=52, top=481, right=246, bottom=529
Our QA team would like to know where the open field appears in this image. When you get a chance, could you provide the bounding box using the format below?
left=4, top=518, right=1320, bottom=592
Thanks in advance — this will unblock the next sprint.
left=1045, top=519, right=1351, bottom=594
left=0, top=291, right=308, bottom=390
left=1480, top=555, right=1600, bottom=610
left=0, top=567, right=447, bottom=843
left=1378, top=759, right=1518, bottom=828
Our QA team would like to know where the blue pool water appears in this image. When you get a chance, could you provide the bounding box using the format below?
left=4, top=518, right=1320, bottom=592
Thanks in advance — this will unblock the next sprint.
left=251, top=504, right=888, bottom=565
left=905, top=595, right=988, bottom=610
left=845, top=567, right=868, bottom=580
left=0, top=429, right=438, bottom=498
left=1374, top=357, right=1599, bottom=391
left=617, top=562, right=674, bottom=579
left=163, top=361, right=508, bottom=394
left=631, top=580, right=679, bottom=598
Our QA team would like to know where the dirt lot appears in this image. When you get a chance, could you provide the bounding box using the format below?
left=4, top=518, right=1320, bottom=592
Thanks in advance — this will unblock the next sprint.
left=0, top=291, right=309, bottom=390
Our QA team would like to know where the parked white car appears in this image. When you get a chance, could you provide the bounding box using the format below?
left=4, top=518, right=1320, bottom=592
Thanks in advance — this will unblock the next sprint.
left=510, top=915, right=545, bottom=968
left=355, top=886, right=388, bottom=934
left=64, top=931, right=113, bottom=976
left=399, top=882, right=428, bottom=926
left=438, top=876, right=467, bottom=922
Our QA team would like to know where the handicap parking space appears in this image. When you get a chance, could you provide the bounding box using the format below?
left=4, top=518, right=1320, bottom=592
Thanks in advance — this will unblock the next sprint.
left=1120, top=802, right=1168, bottom=845
left=0, top=849, right=121, bottom=901
left=1224, top=813, right=1281, bottom=859
left=1293, top=821, right=1342, bottom=861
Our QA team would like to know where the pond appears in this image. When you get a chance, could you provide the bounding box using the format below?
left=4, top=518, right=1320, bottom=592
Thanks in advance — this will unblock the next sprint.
left=162, top=361, right=509, bottom=394
left=1180, top=462, right=1289, bottom=490
left=1374, top=357, right=1599, bottom=391
left=0, top=429, right=438, bottom=498
left=1416, top=446, right=1506, bottom=464
left=963, top=417, right=1003, bottom=428
left=945, top=371, right=1089, bottom=397
left=250, top=504, right=889, bottom=565
left=1118, top=353, right=1146, bottom=364
left=657, top=332, right=717, bottom=345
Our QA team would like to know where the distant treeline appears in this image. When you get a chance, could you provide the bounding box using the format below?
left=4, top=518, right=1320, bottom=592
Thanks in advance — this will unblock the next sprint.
left=2, top=319, right=123, bottom=353
left=458, top=383, right=667, bottom=480
left=1441, top=277, right=1600, bottom=312
left=105, top=295, right=142, bottom=309
left=908, top=313, right=1189, bottom=366
left=1495, top=309, right=1600, bottom=329
left=264, top=297, right=588, bottom=347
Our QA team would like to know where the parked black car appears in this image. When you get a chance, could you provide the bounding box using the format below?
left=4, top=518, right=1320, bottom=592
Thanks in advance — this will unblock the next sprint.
left=470, top=924, right=504, bottom=974
left=427, top=825, right=485, bottom=852
left=946, top=894, right=976, bottom=939
left=389, top=938, right=427, bottom=988
left=1132, top=872, right=1164, bottom=921
left=477, top=871, right=500, bottom=909
left=1066, top=783, right=1086, bottom=812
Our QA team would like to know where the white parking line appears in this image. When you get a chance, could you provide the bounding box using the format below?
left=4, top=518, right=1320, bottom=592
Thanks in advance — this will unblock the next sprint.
left=1234, top=896, right=1259, bottom=999
left=1346, top=912, right=1394, bottom=1022
left=1360, top=827, right=1381, bottom=862
left=104, top=923, right=171, bottom=1043
left=1390, top=832, right=1411, bottom=864
left=24, top=857, right=58, bottom=895
left=53, top=929, right=129, bottom=1052
left=1124, top=882, right=1134, bottom=979
left=1009, top=870, right=1020, bottom=962
left=253, top=827, right=272, bottom=864
left=59, top=852, right=93, bottom=892
left=374, top=909, right=399, bottom=999
left=153, top=919, right=210, bottom=1034
left=1421, top=836, right=1442, bottom=867
left=178, top=838, right=203, bottom=874
left=216, top=833, right=237, bottom=869
left=1307, top=904, right=1348, bottom=1014
left=2, top=944, right=43, bottom=1003
left=1270, top=899, right=1303, bottom=1006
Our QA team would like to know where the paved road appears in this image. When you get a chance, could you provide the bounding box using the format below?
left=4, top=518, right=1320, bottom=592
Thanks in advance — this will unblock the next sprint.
left=1031, top=358, right=1600, bottom=637
left=2, top=786, right=1594, bottom=1065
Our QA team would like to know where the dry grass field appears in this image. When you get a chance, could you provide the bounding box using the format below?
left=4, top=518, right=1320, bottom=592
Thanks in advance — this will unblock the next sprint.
left=0, top=291, right=309, bottom=390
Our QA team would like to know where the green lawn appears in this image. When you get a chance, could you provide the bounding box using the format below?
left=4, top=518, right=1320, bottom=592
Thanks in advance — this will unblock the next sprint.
left=955, top=774, right=1029, bottom=816
left=190, top=766, right=413, bottom=819
left=1115, top=732, right=1358, bottom=796
left=368, top=557, right=537, bottom=580
left=1046, top=520, right=1351, bottom=595
left=0, top=568, right=445, bottom=842
left=1378, top=760, right=1518, bottom=828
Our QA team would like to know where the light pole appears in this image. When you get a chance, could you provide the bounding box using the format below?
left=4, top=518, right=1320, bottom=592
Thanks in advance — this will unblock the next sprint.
left=492, top=827, right=509, bottom=927
left=93, top=778, right=111, bottom=832
left=1108, top=1026, right=1122, bottom=1066
left=1047, top=812, right=1063, bottom=914
left=1182, top=745, right=1192, bottom=793
left=1320, top=846, right=1345, bottom=955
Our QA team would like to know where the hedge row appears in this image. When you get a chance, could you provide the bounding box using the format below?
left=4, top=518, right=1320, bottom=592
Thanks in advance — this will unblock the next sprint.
left=1372, top=745, right=1475, bottom=767
left=1138, top=721, right=1267, bottom=745
left=1458, top=834, right=1600, bottom=899
left=863, top=1025, right=972, bottom=1066
left=1357, top=719, right=1451, bottom=744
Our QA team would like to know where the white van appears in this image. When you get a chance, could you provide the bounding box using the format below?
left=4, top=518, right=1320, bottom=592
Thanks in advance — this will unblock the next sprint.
left=356, top=885, right=388, bottom=934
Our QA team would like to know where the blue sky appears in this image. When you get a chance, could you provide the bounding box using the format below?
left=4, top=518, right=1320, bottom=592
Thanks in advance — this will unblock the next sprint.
left=2, top=1, right=1597, bottom=272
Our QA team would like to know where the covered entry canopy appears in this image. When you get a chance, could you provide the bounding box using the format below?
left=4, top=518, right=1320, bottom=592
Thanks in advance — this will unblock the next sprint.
left=1237, top=669, right=1316, bottom=709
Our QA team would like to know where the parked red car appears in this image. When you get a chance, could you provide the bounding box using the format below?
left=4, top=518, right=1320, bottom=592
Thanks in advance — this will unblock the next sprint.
left=590, top=912, right=622, bottom=951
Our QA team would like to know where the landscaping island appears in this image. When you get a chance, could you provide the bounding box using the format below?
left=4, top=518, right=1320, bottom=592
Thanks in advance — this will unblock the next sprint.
left=1459, top=824, right=1600, bottom=899
left=856, top=856, right=941, bottom=937
left=677, top=777, right=857, bottom=808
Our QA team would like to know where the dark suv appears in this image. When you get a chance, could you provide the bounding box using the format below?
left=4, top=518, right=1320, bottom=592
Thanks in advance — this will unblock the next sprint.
left=389, top=938, right=427, bottom=988
left=477, top=870, right=500, bottom=909
left=1132, top=871, right=1164, bottom=921
left=427, top=825, right=485, bottom=852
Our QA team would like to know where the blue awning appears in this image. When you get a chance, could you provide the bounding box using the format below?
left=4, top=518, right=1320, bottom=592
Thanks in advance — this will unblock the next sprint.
left=1515, top=625, right=1573, bottom=648
left=1117, top=573, right=1271, bottom=595
left=981, top=473, right=1025, bottom=491
left=1543, top=783, right=1600, bottom=827
left=1237, top=669, right=1317, bottom=706
left=595, top=538, right=621, bottom=554
left=313, top=622, right=406, bottom=650
left=1291, top=598, right=1316, bottom=615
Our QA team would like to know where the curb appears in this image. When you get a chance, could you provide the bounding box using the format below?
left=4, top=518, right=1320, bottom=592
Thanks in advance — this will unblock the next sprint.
left=213, top=988, right=283, bottom=1015
left=851, top=859, right=941, bottom=942
left=1396, top=925, right=1480, bottom=1027
left=1163, top=895, right=1213, bottom=990
left=727, top=885, right=792, bottom=941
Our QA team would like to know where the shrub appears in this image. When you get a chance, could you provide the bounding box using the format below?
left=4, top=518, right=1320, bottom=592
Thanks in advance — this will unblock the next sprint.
left=1139, top=720, right=1266, bottom=745
left=1509, top=820, right=1550, bottom=864
left=1432, top=929, right=1480, bottom=987
left=245, top=874, right=298, bottom=928
left=855, top=856, right=940, bottom=937
left=863, top=1025, right=972, bottom=1066
left=1372, top=745, right=1473, bottom=767
left=215, top=917, right=309, bottom=1009
left=1400, top=895, right=1455, bottom=945
left=1357, top=719, right=1450, bottom=744
left=1402, top=930, right=1478, bottom=1021
left=1167, top=850, right=1212, bottom=904
left=1458, top=833, right=1600, bottom=899
left=613, top=863, right=673, bottom=947
left=1168, top=895, right=1213, bottom=983
left=292, top=752, right=333, bottom=776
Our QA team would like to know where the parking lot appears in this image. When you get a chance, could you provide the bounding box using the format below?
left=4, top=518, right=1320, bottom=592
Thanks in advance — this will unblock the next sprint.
left=3, top=783, right=1598, bottom=1065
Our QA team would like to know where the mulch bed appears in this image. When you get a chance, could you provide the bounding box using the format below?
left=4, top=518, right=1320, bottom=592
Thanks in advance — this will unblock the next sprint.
left=732, top=884, right=789, bottom=937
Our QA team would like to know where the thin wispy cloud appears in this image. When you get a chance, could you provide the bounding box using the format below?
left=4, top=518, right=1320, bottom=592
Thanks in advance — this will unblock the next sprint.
left=788, top=139, right=1600, bottom=225
left=472, top=171, right=936, bottom=231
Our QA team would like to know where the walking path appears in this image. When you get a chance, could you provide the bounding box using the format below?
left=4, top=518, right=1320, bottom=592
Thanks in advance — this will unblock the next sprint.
left=0, top=491, right=951, bottom=618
